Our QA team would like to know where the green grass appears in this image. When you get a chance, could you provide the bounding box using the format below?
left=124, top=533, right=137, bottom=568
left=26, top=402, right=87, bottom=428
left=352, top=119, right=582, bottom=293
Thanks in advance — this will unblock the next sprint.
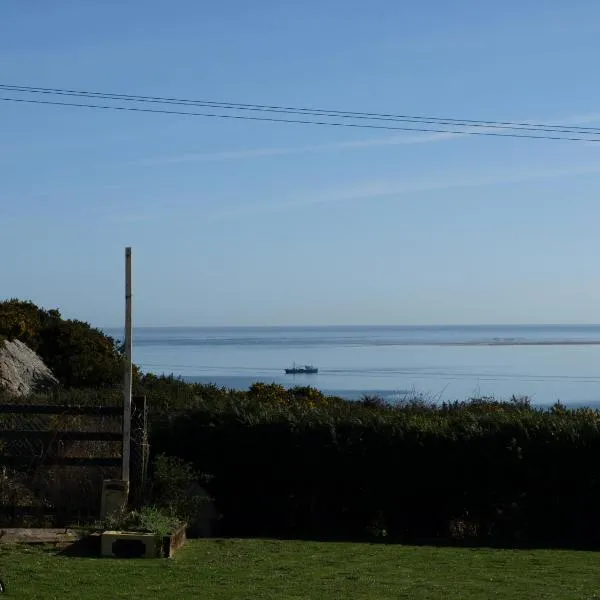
left=2, top=539, right=600, bottom=600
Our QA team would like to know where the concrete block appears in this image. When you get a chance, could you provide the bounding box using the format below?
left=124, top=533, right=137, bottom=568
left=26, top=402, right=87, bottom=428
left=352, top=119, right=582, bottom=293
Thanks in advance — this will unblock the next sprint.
left=101, top=530, right=160, bottom=558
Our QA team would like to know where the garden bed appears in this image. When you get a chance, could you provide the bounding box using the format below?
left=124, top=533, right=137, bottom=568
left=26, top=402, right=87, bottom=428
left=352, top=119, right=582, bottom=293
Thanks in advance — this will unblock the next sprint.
left=100, top=522, right=187, bottom=558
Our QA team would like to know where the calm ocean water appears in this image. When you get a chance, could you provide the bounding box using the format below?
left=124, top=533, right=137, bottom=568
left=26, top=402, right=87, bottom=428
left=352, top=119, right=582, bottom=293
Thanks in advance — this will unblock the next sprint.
left=103, top=325, right=600, bottom=406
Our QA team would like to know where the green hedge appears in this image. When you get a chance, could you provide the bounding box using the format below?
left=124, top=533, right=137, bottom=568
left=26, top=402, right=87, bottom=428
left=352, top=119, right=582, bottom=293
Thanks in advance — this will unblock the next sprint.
left=12, top=376, right=600, bottom=547
left=149, top=388, right=600, bottom=546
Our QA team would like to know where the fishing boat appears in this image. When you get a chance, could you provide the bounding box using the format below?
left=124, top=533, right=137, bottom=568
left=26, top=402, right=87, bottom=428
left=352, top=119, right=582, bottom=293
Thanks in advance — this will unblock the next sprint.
left=284, top=363, right=318, bottom=374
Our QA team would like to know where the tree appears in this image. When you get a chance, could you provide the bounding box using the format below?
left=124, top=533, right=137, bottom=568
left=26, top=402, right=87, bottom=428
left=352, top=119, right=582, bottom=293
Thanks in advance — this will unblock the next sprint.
left=0, top=299, right=128, bottom=388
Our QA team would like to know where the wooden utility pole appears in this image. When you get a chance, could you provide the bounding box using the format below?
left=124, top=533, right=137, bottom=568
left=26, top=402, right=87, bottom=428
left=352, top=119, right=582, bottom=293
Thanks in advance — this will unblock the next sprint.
left=122, top=247, right=133, bottom=483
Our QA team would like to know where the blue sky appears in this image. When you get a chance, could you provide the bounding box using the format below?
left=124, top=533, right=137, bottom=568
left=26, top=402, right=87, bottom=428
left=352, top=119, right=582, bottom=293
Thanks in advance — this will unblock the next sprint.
left=2, top=1, right=600, bottom=326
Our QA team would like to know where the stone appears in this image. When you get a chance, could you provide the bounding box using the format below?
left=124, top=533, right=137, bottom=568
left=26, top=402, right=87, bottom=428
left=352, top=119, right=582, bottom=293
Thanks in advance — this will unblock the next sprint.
left=0, top=339, right=58, bottom=397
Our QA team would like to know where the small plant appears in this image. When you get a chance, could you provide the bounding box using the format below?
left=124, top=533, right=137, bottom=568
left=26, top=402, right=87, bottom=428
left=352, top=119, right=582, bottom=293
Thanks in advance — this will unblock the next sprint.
left=150, top=454, right=213, bottom=521
left=104, top=505, right=182, bottom=538
left=366, top=511, right=389, bottom=539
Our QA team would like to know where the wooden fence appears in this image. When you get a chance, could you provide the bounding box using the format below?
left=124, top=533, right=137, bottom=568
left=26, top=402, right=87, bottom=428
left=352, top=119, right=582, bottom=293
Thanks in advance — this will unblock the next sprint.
left=0, top=396, right=148, bottom=526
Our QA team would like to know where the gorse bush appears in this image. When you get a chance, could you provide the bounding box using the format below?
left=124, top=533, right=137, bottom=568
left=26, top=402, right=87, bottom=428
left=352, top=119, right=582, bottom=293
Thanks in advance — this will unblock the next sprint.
left=0, top=299, right=60, bottom=350
left=0, top=299, right=126, bottom=388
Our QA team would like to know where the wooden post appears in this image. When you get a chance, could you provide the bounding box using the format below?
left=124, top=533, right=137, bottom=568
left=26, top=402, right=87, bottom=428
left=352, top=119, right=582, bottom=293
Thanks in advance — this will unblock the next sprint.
left=122, top=247, right=133, bottom=483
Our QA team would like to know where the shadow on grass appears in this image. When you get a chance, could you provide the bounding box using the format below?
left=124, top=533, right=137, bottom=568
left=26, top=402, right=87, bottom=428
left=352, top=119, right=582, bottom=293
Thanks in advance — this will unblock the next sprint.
left=31, top=527, right=600, bottom=556
left=212, top=531, right=600, bottom=552
left=55, top=533, right=102, bottom=557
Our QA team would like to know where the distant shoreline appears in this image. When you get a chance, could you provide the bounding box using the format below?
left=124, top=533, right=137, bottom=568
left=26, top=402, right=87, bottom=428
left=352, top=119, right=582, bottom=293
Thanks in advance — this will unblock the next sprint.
left=410, top=340, right=600, bottom=346
left=102, top=326, right=600, bottom=348
left=104, top=324, right=600, bottom=330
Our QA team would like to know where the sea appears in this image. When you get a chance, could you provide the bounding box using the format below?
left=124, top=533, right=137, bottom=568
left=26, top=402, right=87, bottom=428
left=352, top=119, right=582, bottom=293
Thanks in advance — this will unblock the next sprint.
left=102, top=325, right=600, bottom=407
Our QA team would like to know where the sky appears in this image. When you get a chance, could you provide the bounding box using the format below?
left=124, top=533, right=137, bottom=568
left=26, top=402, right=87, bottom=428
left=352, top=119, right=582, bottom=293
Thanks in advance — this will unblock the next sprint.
left=2, top=1, right=600, bottom=327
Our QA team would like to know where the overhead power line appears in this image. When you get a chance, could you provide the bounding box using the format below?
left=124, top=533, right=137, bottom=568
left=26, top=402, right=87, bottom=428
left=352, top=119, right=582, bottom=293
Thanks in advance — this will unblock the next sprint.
left=2, top=83, right=600, bottom=144
left=3, top=83, right=600, bottom=135
left=6, top=96, right=600, bottom=142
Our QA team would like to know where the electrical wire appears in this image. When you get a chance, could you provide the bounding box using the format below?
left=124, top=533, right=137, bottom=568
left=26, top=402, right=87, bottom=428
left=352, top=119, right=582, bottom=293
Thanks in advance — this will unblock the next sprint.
left=3, top=83, right=600, bottom=136
left=2, top=95, right=600, bottom=144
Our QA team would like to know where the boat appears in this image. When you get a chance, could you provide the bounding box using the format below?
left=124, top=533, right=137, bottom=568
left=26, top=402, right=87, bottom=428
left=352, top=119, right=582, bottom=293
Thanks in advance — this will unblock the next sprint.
left=284, top=363, right=318, bottom=374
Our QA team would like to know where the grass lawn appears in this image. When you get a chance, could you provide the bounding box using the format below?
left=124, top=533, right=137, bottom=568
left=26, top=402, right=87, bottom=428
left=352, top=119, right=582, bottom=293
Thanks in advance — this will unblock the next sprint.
left=1, top=538, right=600, bottom=599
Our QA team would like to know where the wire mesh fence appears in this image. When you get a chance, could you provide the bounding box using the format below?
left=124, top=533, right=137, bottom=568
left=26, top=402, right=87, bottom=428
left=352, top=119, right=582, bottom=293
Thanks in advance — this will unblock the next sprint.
left=0, top=396, right=148, bottom=526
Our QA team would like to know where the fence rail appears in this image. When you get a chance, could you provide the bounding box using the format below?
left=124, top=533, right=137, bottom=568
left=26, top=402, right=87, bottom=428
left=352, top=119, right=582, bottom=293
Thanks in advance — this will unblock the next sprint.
left=0, top=404, right=123, bottom=415
left=0, top=396, right=148, bottom=526
left=0, top=456, right=122, bottom=467
left=0, top=430, right=123, bottom=441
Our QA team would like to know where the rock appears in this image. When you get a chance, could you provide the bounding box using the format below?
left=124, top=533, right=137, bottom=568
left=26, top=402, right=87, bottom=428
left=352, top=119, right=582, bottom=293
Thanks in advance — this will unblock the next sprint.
left=0, top=339, right=58, bottom=397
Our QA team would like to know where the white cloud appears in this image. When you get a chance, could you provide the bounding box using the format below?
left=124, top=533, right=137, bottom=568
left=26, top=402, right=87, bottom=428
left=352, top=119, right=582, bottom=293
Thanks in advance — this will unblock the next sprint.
left=131, top=132, right=459, bottom=166
left=204, top=162, right=600, bottom=222
left=108, top=160, right=600, bottom=225
left=27, top=183, right=133, bottom=200
left=554, top=112, right=600, bottom=126
left=130, top=109, right=600, bottom=167
left=115, top=214, right=162, bottom=223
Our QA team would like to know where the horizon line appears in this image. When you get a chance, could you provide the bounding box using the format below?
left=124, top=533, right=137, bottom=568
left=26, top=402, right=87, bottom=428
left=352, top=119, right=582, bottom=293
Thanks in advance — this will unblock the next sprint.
left=100, top=323, right=600, bottom=330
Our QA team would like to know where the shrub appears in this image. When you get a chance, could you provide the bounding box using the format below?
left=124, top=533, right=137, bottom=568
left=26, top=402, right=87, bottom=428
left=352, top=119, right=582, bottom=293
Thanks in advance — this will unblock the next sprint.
left=104, top=505, right=182, bottom=537
left=149, top=454, right=212, bottom=520
left=0, top=299, right=126, bottom=388
left=149, top=390, right=600, bottom=546
left=9, top=369, right=600, bottom=547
